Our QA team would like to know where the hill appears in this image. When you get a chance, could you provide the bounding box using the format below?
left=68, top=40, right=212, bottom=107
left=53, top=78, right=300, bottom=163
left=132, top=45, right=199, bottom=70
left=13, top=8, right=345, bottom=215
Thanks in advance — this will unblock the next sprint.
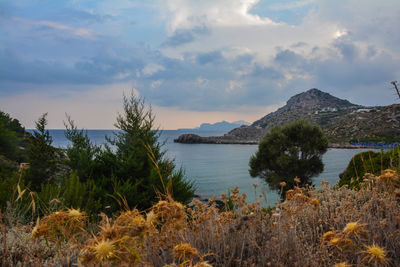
left=178, top=120, right=250, bottom=132
left=175, top=88, right=400, bottom=145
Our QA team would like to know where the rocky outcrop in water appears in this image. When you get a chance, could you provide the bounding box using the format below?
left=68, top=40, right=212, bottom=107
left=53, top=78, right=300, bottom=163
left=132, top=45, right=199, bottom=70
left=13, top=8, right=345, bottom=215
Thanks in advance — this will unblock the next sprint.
left=174, top=125, right=266, bottom=144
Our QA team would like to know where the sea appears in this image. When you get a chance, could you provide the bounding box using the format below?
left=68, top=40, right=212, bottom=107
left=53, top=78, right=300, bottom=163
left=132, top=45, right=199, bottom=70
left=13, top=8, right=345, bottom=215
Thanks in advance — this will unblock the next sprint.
left=46, top=129, right=379, bottom=205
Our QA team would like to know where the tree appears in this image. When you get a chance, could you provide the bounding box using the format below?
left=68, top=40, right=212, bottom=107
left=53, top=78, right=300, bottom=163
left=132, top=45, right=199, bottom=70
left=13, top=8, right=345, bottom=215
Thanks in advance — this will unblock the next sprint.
left=24, top=113, right=61, bottom=191
left=63, top=93, right=195, bottom=212
left=0, top=110, right=26, bottom=161
left=249, top=120, right=328, bottom=190
left=98, top=92, right=195, bottom=209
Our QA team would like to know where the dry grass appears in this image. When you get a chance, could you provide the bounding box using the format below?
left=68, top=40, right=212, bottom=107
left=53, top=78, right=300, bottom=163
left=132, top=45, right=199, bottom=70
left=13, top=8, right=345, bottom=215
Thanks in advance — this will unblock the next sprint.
left=1, top=170, right=400, bottom=266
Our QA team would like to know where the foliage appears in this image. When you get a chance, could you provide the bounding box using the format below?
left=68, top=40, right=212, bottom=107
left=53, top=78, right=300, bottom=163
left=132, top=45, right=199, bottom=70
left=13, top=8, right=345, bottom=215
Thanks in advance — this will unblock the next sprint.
left=0, top=110, right=26, bottom=161
left=23, top=113, right=62, bottom=191
left=63, top=93, right=195, bottom=212
left=249, top=120, right=328, bottom=190
left=64, top=115, right=100, bottom=181
left=339, top=147, right=400, bottom=188
left=2, top=170, right=400, bottom=266
left=0, top=94, right=194, bottom=220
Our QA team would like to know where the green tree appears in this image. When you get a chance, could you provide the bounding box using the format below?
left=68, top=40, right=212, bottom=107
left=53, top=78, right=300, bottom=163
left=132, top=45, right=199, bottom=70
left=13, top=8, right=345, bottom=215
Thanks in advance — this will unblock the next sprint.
left=24, top=113, right=61, bottom=191
left=249, top=120, right=328, bottom=190
left=62, top=93, right=195, bottom=213
left=0, top=110, right=26, bottom=161
left=64, top=115, right=100, bottom=181
left=98, top=93, right=195, bottom=209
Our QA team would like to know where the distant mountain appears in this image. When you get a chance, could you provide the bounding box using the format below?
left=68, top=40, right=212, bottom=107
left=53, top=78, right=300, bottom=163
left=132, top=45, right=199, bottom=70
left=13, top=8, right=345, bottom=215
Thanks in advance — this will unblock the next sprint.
left=252, top=88, right=361, bottom=130
left=178, top=120, right=250, bottom=132
left=175, top=88, right=400, bottom=145
left=252, top=88, right=400, bottom=143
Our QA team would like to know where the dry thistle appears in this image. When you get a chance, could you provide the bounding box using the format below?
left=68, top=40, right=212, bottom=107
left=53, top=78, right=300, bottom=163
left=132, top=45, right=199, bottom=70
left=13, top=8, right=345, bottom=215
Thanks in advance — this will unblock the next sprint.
left=362, top=244, right=390, bottom=266
left=343, top=221, right=367, bottom=239
left=329, top=237, right=353, bottom=248
left=173, top=242, right=201, bottom=262
left=67, top=208, right=85, bottom=221
left=334, top=262, right=351, bottom=267
left=86, top=238, right=118, bottom=262
left=321, top=231, right=336, bottom=242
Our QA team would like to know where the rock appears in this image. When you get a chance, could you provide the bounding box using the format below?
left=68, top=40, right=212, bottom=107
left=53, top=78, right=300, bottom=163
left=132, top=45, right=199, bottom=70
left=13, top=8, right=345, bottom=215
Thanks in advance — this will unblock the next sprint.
left=174, top=126, right=266, bottom=144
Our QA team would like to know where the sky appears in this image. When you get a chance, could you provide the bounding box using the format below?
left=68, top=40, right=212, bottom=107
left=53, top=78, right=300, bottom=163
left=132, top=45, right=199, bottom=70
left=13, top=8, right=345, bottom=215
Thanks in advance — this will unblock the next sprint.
left=0, top=0, right=399, bottom=129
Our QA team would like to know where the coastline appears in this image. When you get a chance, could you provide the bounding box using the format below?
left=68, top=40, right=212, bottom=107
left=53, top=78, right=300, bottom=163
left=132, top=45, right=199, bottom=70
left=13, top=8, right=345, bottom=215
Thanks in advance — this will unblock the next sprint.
left=173, top=133, right=394, bottom=149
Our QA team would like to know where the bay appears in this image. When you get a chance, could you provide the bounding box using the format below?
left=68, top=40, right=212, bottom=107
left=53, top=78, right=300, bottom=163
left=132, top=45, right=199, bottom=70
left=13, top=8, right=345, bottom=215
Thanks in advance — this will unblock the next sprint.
left=45, top=129, right=378, bottom=205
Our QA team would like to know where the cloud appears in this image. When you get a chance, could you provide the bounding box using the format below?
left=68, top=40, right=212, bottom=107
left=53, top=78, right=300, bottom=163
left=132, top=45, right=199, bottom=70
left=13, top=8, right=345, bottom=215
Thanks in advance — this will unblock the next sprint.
left=11, top=17, right=95, bottom=39
left=1, top=0, right=400, bottom=129
left=196, top=50, right=223, bottom=65
left=163, top=26, right=210, bottom=47
left=0, top=48, right=146, bottom=88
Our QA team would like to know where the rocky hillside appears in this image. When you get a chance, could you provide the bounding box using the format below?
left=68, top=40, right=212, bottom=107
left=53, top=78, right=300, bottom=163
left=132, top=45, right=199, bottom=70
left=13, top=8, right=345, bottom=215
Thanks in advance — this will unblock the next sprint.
left=252, top=88, right=361, bottom=130
left=175, top=88, right=400, bottom=145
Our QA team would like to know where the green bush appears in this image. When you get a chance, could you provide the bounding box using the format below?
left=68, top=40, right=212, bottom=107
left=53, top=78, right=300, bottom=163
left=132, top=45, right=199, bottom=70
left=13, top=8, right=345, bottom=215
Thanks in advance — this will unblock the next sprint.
left=339, top=147, right=400, bottom=188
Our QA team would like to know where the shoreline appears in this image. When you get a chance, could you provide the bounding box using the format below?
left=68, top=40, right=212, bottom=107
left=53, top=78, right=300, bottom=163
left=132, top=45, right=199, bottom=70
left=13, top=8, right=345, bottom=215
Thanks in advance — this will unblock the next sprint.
left=173, top=134, right=393, bottom=149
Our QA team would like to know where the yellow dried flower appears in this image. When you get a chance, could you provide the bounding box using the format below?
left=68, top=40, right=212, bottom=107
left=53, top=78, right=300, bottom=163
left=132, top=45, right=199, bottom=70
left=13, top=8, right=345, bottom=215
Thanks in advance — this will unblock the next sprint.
left=285, top=189, right=295, bottom=200
left=294, top=177, right=301, bottom=183
left=321, top=231, right=336, bottom=242
left=343, top=221, right=367, bottom=238
left=310, top=198, right=320, bottom=207
left=173, top=243, right=200, bottom=262
left=362, top=244, right=390, bottom=266
left=67, top=208, right=85, bottom=220
left=279, top=182, right=287, bottom=187
left=329, top=237, right=352, bottom=247
left=88, top=238, right=117, bottom=262
left=329, top=237, right=341, bottom=246
left=334, top=262, right=350, bottom=267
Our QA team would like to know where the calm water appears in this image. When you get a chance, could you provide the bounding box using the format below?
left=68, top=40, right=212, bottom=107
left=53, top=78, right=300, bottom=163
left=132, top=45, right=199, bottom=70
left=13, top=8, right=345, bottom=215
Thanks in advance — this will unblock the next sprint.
left=45, top=129, right=378, bottom=204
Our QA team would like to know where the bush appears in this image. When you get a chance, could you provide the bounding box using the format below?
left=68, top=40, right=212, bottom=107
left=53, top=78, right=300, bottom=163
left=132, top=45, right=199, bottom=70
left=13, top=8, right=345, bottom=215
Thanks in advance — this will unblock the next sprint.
left=339, top=147, right=400, bottom=188
left=4, top=170, right=399, bottom=266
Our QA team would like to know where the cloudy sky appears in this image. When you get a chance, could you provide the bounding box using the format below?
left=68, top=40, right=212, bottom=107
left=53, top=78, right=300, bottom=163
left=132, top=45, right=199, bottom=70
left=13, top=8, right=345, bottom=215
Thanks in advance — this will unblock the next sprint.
left=1, top=0, right=399, bottom=129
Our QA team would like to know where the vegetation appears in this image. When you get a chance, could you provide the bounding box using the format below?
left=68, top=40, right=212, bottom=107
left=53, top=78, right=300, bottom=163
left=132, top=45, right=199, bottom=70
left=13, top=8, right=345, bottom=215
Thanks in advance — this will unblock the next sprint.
left=339, top=147, right=400, bottom=188
left=24, top=113, right=63, bottom=191
left=0, top=94, right=194, bottom=219
left=249, top=120, right=328, bottom=190
left=1, top=94, right=399, bottom=266
left=1, top=170, right=399, bottom=266
left=0, top=111, right=26, bottom=162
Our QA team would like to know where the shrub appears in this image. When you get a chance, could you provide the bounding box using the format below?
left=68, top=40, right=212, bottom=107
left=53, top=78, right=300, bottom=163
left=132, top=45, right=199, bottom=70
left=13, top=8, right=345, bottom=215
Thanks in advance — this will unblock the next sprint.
left=339, top=147, right=400, bottom=188
left=4, top=170, right=398, bottom=266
